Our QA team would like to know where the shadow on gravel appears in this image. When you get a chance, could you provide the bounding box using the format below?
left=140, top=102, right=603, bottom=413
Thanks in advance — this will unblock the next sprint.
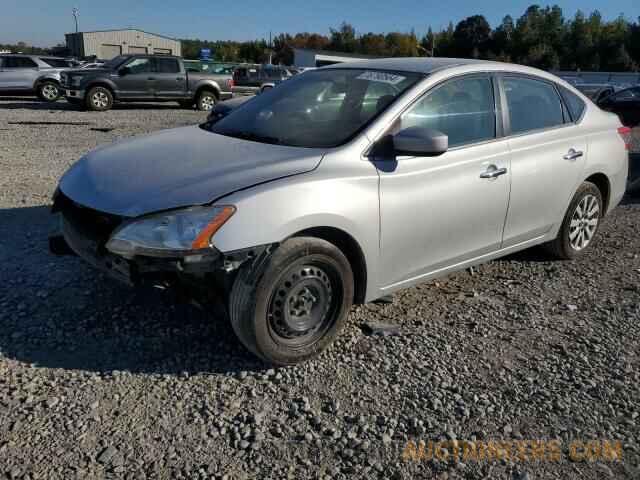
left=0, top=205, right=265, bottom=376
left=0, top=99, right=193, bottom=111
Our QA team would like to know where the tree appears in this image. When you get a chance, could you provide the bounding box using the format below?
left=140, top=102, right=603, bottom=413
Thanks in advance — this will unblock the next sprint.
left=329, top=22, right=358, bottom=53
left=453, top=15, right=491, bottom=58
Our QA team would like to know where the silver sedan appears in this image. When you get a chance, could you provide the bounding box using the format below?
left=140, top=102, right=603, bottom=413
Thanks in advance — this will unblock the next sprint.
left=52, top=58, right=629, bottom=365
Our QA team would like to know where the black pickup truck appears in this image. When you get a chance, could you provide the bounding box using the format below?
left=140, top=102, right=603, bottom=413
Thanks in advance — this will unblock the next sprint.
left=61, top=55, right=233, bottom=111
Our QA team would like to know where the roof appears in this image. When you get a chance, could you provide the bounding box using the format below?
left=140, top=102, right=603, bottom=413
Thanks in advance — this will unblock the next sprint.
left=65, top=29, right=179, bottom=42
left=322, top=57, right=503, bottom=74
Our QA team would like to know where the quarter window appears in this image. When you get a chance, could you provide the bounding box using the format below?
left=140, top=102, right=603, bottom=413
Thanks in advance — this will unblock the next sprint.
left=558, top=86, right=586, bottom=122
left=504, top=77, right=564, bottom=134
left=399, top=76, right=497, bottom=148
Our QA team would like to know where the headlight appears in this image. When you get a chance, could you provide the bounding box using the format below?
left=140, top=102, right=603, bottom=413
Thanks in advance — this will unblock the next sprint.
left=106, top=206, right=235, bottom=258
left=71, top=76, right=83, bottom=87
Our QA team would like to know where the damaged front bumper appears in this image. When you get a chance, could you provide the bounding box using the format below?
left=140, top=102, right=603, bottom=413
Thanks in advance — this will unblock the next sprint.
left=49, top=192, right=274, bottom=298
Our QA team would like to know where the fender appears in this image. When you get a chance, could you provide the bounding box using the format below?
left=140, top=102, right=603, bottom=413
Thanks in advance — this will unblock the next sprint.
left=192, top=79, right=222, bottom=98
left=33, top=74, right=60, bottom=89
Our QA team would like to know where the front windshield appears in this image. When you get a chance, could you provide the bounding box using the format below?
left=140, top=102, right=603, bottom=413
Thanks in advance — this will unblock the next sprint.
left=102, top=55, right=130, bottom=70
left=206, top=68, right=423, bottom=148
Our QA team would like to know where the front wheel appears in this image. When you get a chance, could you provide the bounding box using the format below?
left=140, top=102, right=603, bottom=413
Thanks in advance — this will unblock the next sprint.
left=196, top=90, right=217, bottom=111
left=545, top=181, right=603, bottom=259
left=37, top=81, right=60, bottom=102
left=86, top=86, right=114, bottom=111
left=229, top=237, right=354, bottom=365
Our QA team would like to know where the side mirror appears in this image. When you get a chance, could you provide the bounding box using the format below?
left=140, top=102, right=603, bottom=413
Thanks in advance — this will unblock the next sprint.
left=393, top=127, right=448, bottom=156
left=118, top=66, right=130, bottom=76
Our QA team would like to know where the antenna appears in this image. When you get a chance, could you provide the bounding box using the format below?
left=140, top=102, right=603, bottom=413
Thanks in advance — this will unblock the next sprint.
left=72, top=8, right=79, bottom=34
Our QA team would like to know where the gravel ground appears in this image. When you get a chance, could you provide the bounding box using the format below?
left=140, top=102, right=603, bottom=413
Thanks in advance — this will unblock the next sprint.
left=0, top=97, right=639, bottom=480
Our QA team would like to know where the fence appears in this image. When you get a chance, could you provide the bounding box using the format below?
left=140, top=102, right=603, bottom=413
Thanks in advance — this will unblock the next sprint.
left=553, top=71, right=640, bottom=87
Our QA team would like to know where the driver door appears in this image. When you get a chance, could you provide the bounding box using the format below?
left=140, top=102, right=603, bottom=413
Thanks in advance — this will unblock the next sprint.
left=117, top=57, right=154, bottom=99
left=374, top=74, right=511, bottom=290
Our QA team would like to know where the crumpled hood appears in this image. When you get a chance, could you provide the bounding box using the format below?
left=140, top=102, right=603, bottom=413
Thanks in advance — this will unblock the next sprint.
left=59, top=126, right=324, bottom=217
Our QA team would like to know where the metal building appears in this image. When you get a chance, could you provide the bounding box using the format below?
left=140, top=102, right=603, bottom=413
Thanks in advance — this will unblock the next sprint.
left=65, top=29, right=181, bottom=60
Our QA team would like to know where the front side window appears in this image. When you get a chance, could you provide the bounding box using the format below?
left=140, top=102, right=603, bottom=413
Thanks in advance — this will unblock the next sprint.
left=124, top=58, right=152, bottom=74
left=206, top=68, right=422, bottom=148
left=40, top=58, right=70, bottom=68
left=614, top=88, right=640, bottom=101
left=4, top=57, right=38, bottom=68
left=399, top=75, right=496, bottom=148
left=504, top=77, right=564, bottom=134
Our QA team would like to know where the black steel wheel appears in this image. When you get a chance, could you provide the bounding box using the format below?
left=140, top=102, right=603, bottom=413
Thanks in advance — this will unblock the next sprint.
left=229, top=237, right=354, bottom=365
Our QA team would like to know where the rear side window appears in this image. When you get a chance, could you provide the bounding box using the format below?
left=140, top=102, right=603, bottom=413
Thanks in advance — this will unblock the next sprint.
left=3, top=56, right=38, bottom=68
left=504, top=77, right=564, bottom=134
left=400, top=75, right=497, bottom=148
left=558, top=86, right=586, bottom=122
left=156, top=58, right=180, bottom=73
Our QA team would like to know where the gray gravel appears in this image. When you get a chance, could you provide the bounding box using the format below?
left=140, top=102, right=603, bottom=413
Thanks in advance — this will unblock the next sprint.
left=0, top=97, right=639, bottom=479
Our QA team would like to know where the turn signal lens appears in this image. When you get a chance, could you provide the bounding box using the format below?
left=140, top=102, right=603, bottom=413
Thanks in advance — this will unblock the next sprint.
left=191, top=206, right=236, bottom=249
left=618, top=126, right=632, bottom=151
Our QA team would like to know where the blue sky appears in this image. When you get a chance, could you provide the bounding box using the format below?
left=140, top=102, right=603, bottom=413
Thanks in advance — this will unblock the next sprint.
left=1, top=0, right=638, bottom=46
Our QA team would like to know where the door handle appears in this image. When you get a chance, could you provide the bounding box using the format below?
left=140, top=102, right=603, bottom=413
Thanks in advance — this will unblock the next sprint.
left=480, top=165, right=508, bottom=179
left=563, top=149, right=583, bottom=161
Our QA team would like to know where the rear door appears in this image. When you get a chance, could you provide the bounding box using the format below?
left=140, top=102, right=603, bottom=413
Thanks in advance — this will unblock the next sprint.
left=153, top=57, right=185, bottom=99
left=0, top=56, right=40, bottom=89
left=117, top=57, right=154, bottom=99
left=500, top=75, right=586, bottom=247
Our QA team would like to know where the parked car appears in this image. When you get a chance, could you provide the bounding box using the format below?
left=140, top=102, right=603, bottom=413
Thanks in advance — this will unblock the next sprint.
left=575, top=83, right=616, bottom=103
left=60, top=55, right=233, bottom=111
left=0, top=54, right=73, bottom=101
left=597, top=86, right=640, bottom=127
left=232, top=65, right=292, bottom=95
left=206, top=95, right=253, bottom=123
left=50, top=58, right=629, bottom=365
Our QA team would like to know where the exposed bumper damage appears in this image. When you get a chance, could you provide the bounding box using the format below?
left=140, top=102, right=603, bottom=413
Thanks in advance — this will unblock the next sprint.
left=49, top=191, right=276, bottom=300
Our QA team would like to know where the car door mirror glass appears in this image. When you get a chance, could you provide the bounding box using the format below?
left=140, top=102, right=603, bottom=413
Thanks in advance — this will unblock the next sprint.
left=392, top=127, right=448, bottom=156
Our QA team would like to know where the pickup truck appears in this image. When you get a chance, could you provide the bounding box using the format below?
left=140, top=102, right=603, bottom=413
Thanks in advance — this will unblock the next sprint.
left=60, top=55, right=233, bottom=111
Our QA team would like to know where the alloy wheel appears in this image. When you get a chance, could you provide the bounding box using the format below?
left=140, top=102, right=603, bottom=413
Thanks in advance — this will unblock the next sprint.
left=92, top=92, right=109, bottom=109
left=569, top=193, right=600, bottom=251
left=42, top=84, right=59, bottom=101
left=200, top=95, right=216, bottom=110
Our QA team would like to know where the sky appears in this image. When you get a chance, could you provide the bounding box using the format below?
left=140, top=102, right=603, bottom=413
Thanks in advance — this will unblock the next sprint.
left=1, top=0, right=638, bottom=47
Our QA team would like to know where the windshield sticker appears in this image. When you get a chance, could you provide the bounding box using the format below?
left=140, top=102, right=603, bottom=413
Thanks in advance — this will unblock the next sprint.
left=357, top=71, right=406, bottom=85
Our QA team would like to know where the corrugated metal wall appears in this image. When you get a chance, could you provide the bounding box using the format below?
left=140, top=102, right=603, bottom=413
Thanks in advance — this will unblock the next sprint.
left=67, top=30, right=181, bottom=59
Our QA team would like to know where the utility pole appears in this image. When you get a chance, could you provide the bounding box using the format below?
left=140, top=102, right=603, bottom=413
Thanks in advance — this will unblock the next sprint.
left=72, top=8, right=79, bottom=33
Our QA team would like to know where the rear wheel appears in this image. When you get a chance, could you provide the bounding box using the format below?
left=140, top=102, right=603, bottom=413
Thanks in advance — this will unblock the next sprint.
left=545, top=181, right=603, bottom=259
left=196, top=90, right=217, bottom=111
left=229, top=237, right=353, bottom=365
left=37, top=81, right=60, bottom=102
left=86, top=86, right=113, bottom=112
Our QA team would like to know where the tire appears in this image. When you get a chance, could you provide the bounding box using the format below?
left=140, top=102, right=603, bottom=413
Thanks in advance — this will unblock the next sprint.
left=545, top=181, right=603, bottom=260
left=37, top=81, right=60, bottom=102
left=178, top=100, right=194, bottom=109
left=229, top=237, right=354, bottom=366
left=86, top=86, right=114, bottom=112
left=196, top=90, right=217, bottom=111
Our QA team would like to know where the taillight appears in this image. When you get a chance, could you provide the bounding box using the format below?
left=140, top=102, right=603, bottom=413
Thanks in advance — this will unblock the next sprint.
left=228, top=78, right=234, bottom=88
left=617, top=126, right=632, bottom=151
